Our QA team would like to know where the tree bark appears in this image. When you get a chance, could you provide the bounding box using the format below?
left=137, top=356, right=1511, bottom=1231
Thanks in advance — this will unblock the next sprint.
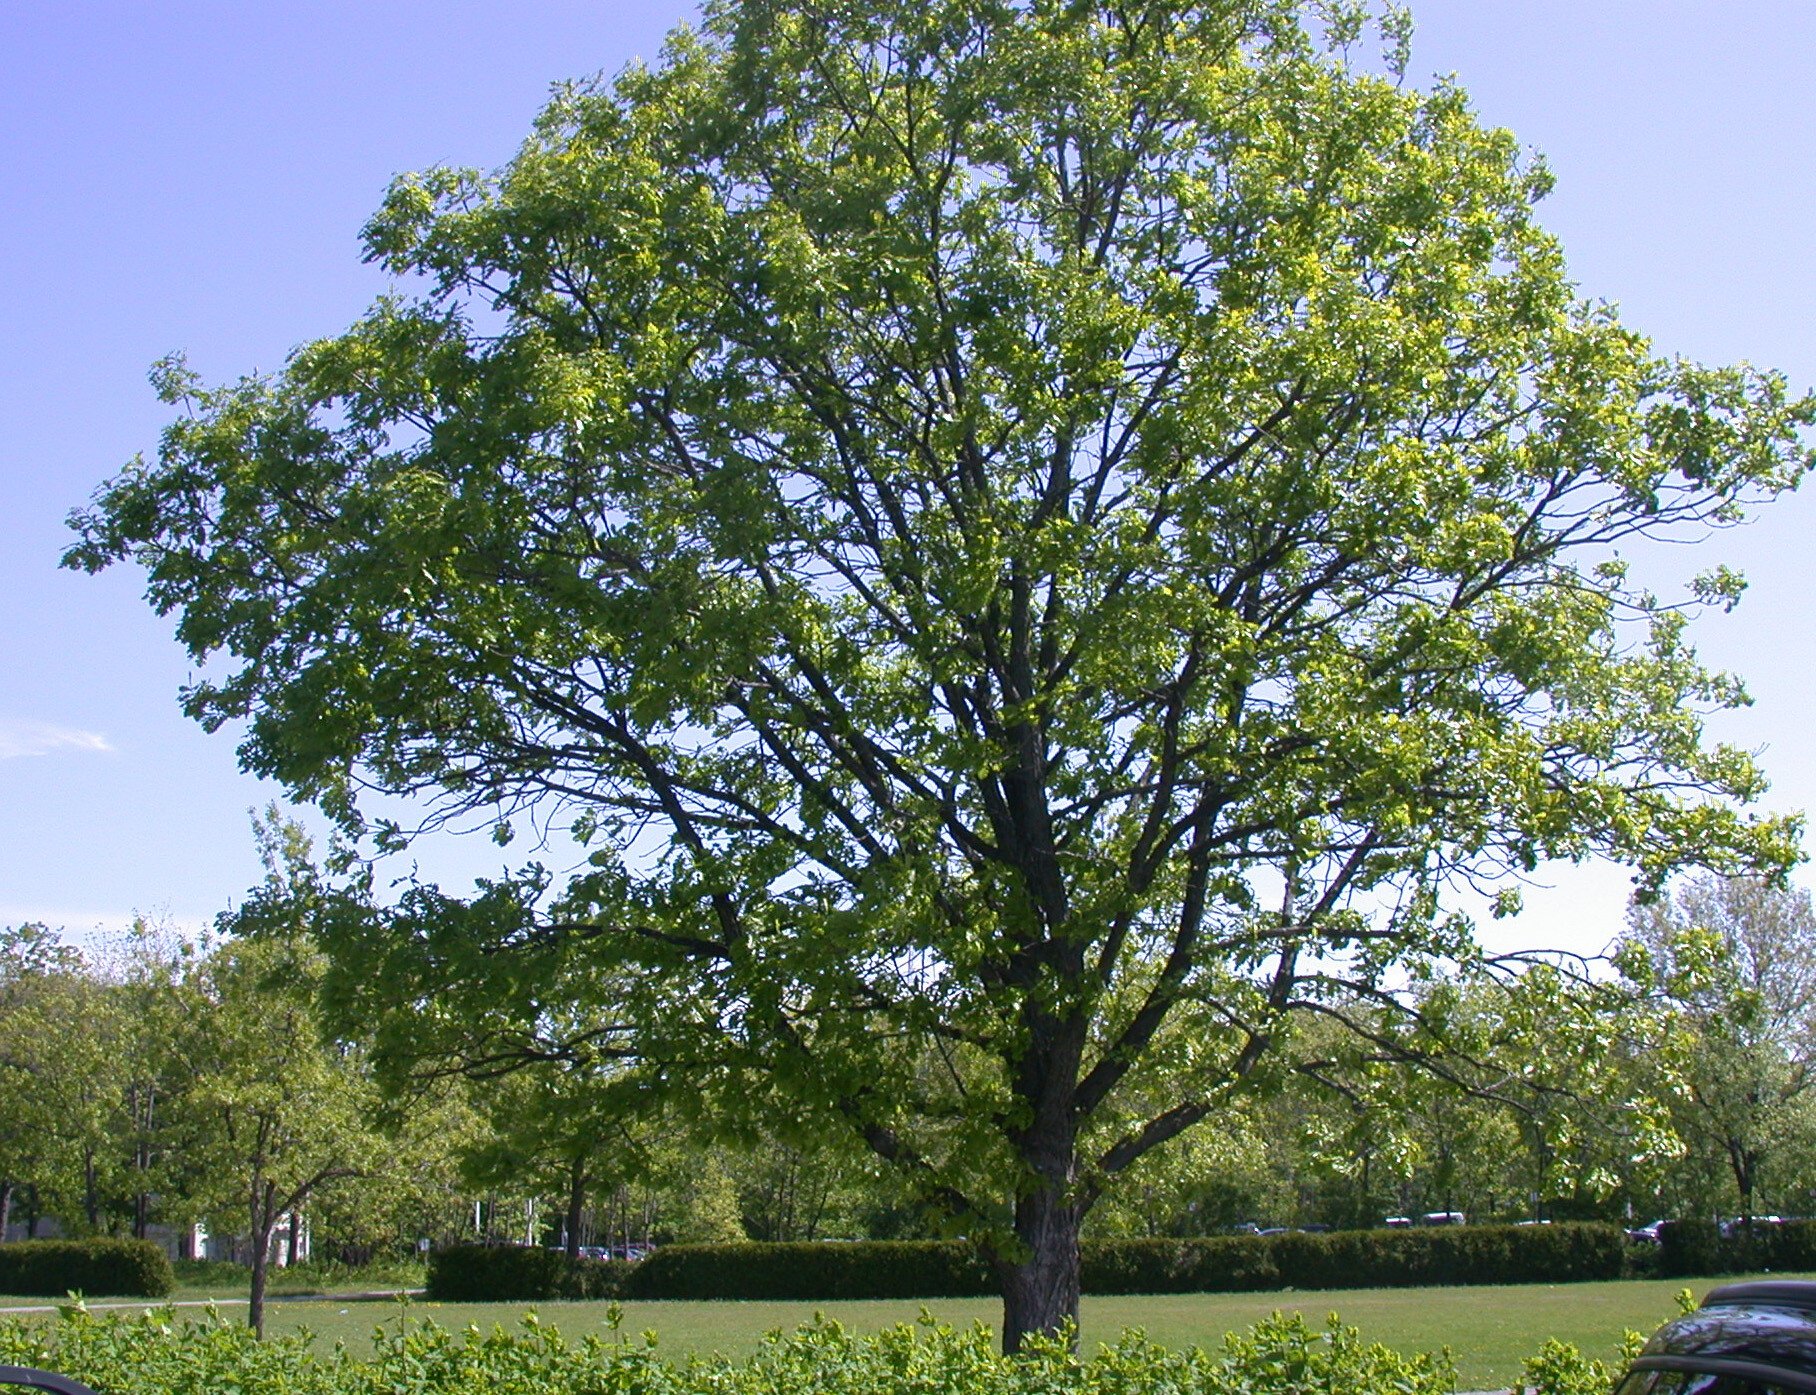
left=1728, top=1135, right=1759, bottom=1223
left=286, top=1209, right=301, bottom=1267
left=248, top=1228, right=271, bottom=1339
left=248, top=1180, right=274, bottom=1338
left=0, top=1179, right=13, bottom=1241
left=565, top=1155, right=586, bottom=1259
left=83, top=1148, right=99, bottom=1231
left=996, top=1181, right=1083, bottom=1355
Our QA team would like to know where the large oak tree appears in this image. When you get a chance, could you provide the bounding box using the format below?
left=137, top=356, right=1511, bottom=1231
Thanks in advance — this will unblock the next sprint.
left=69, top=0, right=1811, bottom=1347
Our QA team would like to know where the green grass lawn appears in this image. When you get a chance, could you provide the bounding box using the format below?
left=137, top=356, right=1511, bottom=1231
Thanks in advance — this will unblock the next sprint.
left=4, top=1275, right=1794, bottom=1390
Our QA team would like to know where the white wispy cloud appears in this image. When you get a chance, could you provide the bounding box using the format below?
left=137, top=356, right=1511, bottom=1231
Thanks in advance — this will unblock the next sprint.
left=0, top=719, right=114, bottom=760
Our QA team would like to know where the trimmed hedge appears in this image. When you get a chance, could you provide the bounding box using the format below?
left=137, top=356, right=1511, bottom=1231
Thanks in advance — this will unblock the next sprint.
left=1658, top=1218, right=1816, bottom=1278
left=430, top=1225, right=1624, bottom=1302
left=1082, top=1224, right=1624, bottom=1294
left=1656, top=1219, right=1723, bottom=1277
left=626, top=1239, right=994, bottom=1300
left=425, top=1244, right=630, bottom=1301
left=0, top=1238, right=174, bottom=1298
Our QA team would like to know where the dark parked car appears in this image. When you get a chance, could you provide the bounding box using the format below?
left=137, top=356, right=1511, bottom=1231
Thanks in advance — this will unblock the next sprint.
left=1615, top=1281, right=1816, bottom=1394
left=0, top=1367, right=99, bottom=1394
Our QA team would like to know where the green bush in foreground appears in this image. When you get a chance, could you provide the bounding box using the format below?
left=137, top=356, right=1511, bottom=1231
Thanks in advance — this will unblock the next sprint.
left=0, top=1301, right=1461, bottom=1395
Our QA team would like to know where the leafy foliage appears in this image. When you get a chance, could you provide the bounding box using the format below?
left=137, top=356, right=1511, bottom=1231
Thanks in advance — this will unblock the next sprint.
left=1514, top=1330, right=1645, bottom=1395
left=0, top=1305, right=1456, bottom=1395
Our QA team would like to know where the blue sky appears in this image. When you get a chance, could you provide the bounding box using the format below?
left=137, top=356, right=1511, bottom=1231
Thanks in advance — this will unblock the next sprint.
left=2, top=1, right=1812, bottom=956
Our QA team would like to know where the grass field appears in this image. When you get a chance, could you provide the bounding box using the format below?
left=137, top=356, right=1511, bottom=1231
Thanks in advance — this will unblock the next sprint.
left=5, top=1275, right=1798, bottom=1389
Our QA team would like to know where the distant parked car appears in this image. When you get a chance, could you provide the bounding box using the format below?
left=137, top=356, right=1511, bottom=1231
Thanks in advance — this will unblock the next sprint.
left=1613, top=1279, right=1816, bottom=1394
left=1384, top=1215, right=1413, bottom=1228
left=1722, top=1216, right=1787, bottom=1238
left=1418, top=1211, right=1466, bottom=1226
left=1628, top=1219, right=1669, bottom=1244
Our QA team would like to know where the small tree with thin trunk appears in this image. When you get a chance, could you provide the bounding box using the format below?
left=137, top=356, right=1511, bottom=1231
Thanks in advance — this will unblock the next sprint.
left=174, top=815, right=388, bottom=1336
left=178, top=929, right=382, bottom=1336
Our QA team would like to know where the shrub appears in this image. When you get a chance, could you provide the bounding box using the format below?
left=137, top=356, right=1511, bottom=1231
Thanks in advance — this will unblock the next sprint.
left=428, top=1225, right=1623, bottom=1304
left=626, top=1239, right=996, bottom=1300
left=1653, top=1217, right=1816, bottom=1278
left=0, top=1238, right=173, bottom=1298
left=1514, top=1331, right=1646, bottom=1395
left=1077, top=1224, right=1622, bottom=1296
left=1081, top=1236, right=1279, bottom=1294
left=0, top=1303, right=1461, bottom=1395
left=1657, top=1219, right=1722, bottom=1277
left=424, top=1243, right=628, bottom=1301
left=1735, top=1217, right=1816, bottom=1274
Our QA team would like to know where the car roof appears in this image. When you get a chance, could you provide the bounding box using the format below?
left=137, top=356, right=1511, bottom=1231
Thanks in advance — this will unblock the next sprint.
left=1627, top=1282, right=1816, bottom=1392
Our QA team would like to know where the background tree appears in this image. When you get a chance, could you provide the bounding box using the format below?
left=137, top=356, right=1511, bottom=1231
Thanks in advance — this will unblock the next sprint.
left=0, top=925, right=87, bottom=1240
left=69, top=0, right=1812, bottom=1348
left=173, top=814, right=391, bottom=1335
left=0, top=930, right=134, bottom=1238
left=303, top=1082, right=478, bottom=1263
left=94, top=919, right=195, bottom=1243
left=175, top=930, right=385, bottom=1335
left=1086, top=1102, right=1291, bottom=1236
left=1622, top=875, right=1816, bottom=1222
left=723, top=1129, right=870, bottom=1242
left=459, top=1062, right=657, bottom=1258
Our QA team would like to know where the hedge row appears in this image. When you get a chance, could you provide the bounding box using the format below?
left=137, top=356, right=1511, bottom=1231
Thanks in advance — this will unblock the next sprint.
left=1081, top=1223, right=1625, bottom=1293
left=427, top=1224, right=1625, bottom=1303
left=633, top=1239, right=995, bottom=1299
left=1657, top=1218, right=1816, bottom=1277
left=0, top=1239, right=174, bottom=1298
left=427, top=1239, right=991, bottom=1302
left=423, top=1243, right=631, bottom=1301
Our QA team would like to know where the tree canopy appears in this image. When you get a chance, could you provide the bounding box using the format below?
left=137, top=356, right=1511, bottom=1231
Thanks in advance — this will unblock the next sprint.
left=1622, top=875, right=1816, bottom=1223
left=67, top=0, right=1812, bottom=1347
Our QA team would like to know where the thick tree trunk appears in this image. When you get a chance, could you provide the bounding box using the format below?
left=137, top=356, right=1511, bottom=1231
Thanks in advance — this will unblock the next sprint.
left=1729, top=1137, right=1759, bottom=1223
left=286, top=1210, right=301, bottom=1267
left=996, top=1182, right=1083, bottom=1355
left=0, top=1179, right=13, bottom=1241
left=565, top=1156, right=586, bottom=1259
